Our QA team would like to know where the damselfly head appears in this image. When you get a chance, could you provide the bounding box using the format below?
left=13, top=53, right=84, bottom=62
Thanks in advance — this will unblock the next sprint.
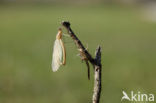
left=56, top=28, right=62, bottom=39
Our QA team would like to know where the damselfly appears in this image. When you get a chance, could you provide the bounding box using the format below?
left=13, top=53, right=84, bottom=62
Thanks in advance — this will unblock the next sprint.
left=52, top=28, right=66, bottom=72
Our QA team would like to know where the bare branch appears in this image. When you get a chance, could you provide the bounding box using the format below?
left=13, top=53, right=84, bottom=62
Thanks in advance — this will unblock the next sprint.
left=61, top=21, right=95, bottom=64
left=61, top=21, right=102, bottom=103
left=92, top=46, right=102, bottom=103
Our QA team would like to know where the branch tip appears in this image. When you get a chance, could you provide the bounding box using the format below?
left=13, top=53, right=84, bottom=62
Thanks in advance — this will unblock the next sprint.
left=62, top=21, right=70, bottom=28
left=96, top=46, right=101, bottom=54
left=95, top=45, right=101, bottom=67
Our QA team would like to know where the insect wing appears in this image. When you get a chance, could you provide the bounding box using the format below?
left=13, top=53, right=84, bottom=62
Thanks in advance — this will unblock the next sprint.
left=52, top=39, right=63, bottom=72
left=59, top=39, right=66, bottom=65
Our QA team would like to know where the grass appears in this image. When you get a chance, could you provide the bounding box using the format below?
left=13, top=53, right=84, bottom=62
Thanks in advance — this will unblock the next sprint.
left=0, top=4, right=156, bottom=103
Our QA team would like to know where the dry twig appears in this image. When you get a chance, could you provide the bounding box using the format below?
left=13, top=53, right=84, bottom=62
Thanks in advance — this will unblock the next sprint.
left=62, top=21, right=102, bottom=103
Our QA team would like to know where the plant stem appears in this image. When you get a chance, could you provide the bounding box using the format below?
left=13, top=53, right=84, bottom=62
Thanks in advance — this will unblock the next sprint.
left=62, top=21, right=102, bottom=103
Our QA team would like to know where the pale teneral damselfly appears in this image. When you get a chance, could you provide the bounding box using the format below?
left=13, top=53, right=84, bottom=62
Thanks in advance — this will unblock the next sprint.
left=52, top=28, right=66, bottom=72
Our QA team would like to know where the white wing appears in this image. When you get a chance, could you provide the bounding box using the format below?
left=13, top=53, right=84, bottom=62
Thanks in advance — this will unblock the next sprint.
left=52, top=39, right=63, bottom=72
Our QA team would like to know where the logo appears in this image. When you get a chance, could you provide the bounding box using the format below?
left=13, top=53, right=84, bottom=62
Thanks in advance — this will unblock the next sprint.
left=121, top=91, right=154, bottom=102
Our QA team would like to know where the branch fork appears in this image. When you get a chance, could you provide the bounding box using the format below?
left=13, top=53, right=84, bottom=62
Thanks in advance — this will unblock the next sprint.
left=61, top=21, right=102, bottom=103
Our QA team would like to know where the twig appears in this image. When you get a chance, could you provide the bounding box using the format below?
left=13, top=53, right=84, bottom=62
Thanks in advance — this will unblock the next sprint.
left=93, top=46, right=102, bottom=103
left=61, top=21, right=102, bottom=103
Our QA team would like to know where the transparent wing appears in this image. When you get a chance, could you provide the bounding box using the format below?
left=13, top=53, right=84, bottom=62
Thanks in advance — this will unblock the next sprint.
left=52, top=39, right=63, bottom=72
left=59, top=39, right=66, bottom=65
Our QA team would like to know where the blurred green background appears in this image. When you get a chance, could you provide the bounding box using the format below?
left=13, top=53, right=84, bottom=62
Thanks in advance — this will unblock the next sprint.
left=0, top=0, right=156, bottom=103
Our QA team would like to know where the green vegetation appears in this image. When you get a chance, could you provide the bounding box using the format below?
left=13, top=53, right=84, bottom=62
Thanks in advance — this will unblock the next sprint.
left=0, top=4, right=156, bottom=103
